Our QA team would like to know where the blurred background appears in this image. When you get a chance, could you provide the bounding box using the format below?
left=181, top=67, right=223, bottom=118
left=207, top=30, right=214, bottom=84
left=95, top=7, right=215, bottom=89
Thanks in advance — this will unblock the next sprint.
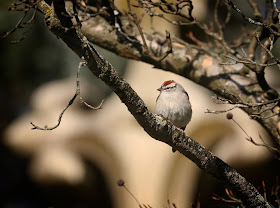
left=1, top=0, right=280, bottom=207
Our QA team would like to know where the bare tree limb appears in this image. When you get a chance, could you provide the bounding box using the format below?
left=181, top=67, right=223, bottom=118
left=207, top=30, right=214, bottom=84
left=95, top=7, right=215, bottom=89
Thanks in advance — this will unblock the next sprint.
left=33, top=1, right=272, bottom=207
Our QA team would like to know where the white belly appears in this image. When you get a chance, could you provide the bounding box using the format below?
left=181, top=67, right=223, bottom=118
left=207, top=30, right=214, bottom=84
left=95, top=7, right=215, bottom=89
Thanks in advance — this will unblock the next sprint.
left=154, top=92, right=192, bottom=128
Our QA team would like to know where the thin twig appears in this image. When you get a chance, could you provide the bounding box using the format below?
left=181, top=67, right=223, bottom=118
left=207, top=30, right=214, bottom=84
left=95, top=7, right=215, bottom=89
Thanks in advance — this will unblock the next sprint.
left=127, top=0, right=149, bottom=54
left=224, top=0, right=280, bottom=37
left=2, top=10, right=28, bottom=38
left=206, top=106, right=238, bottom=114
left=247, top=0, right=262, bottom=19
left=31, top=57, right=104, bottom=130
left=212, top=188, right=243, bottom=206
left=11, top=7, right=37, bottom=44
left=153, top=30, right=173, bottom=61
left=229, top=116, right=280, bottom=160
left=255, top=33, right=280, bottom=65
left=133, top=0, right=195, bottom=26
left=207, top=90, right=280, bottom=120
left=30, top=93, right=79, bottom=130
left=214, top=0, right=224, bottom=37
left=220, top=54, right=279, bottom=67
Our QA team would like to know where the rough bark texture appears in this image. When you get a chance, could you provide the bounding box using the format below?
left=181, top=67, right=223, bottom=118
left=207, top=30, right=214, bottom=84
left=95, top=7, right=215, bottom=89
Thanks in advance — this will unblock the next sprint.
left=35, top=1, right=272, bottom=207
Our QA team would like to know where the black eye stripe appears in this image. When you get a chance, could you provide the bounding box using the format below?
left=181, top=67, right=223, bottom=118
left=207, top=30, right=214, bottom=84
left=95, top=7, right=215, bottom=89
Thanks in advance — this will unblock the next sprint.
left=163, top=84, right=176, bottom=90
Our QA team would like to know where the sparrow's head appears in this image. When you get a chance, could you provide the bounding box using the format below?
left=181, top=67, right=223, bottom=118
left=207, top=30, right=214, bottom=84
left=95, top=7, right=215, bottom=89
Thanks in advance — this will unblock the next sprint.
left=157, top=80, right=177, bottom=92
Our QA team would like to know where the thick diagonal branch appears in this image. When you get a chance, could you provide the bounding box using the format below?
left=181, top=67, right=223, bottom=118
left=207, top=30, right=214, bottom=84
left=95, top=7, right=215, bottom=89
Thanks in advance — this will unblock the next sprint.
left=36, top=1, right=271, bottom=207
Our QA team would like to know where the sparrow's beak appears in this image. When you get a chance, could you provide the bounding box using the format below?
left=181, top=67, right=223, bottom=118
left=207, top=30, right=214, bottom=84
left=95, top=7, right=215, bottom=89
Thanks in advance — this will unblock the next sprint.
left=157, top=87, right=163, bottom=91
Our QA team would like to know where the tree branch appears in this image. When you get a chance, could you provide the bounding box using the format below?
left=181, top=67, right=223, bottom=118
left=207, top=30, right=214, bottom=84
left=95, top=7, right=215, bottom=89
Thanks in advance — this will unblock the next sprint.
left=76, top=4, right=280, bottom=146
left=35, top=1, right=271, bottom=207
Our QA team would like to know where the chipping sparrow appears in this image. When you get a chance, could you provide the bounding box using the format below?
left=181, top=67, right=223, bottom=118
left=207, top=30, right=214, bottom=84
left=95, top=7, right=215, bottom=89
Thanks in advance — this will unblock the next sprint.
left=155, top=80, right=192, bottom=130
